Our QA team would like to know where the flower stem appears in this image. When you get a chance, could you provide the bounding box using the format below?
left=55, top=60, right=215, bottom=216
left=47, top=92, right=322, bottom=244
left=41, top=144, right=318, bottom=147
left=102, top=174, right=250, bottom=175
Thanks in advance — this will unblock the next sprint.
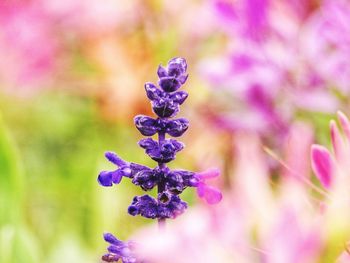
left=158, top=131, right=166, bottom=230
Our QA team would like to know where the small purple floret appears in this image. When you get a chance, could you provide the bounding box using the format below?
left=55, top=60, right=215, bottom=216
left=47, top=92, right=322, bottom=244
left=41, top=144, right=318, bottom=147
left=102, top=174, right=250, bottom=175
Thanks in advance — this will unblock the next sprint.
left=138, top=138, right=184, bottom=163
left=134, top=115, right=189, bottom=137
left=102, top=233, right=138, bottom=263
left=157, top=57, right=188, bottom=92
left=128, top=193, right=187, bottom=219
left=144, top=82, right=188, bottom=118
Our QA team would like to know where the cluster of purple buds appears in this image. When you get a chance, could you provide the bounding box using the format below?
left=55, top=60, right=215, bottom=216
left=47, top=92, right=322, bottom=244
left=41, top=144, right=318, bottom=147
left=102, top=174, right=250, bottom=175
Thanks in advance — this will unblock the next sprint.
left=101, top=233, right=139, bottom=263
left=98, top=58, right=222, bottom=262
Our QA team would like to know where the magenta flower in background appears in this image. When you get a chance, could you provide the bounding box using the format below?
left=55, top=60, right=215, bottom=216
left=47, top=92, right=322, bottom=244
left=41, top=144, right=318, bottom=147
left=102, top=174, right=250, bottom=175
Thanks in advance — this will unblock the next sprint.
left=311, top=111, right=350, bottom=189
left=301, top=0, right=350, bottom=94
left=213, top=0, right=270, bottom=41
left=311, top=111, right=350, bottom=261
left=199, top=0, right=346, bottom=139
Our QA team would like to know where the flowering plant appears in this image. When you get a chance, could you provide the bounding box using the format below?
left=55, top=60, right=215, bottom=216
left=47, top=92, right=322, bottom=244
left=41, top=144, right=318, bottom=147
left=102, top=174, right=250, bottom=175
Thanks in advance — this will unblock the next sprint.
left=97, top=57, right=222, bottom=262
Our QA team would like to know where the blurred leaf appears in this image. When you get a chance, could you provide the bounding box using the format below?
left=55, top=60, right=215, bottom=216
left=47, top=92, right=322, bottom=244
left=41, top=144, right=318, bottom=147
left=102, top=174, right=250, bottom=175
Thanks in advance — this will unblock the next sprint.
left=0, top=114, right=42, bottom=262
left=0, top=113, right=23, bottom=225
left=0, top=225, right=41, bottom=263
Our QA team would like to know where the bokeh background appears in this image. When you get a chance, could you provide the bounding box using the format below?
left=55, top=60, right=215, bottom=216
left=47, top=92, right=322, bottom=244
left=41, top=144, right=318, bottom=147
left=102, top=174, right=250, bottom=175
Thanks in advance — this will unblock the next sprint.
left=1, top=0, right=350, bottom=262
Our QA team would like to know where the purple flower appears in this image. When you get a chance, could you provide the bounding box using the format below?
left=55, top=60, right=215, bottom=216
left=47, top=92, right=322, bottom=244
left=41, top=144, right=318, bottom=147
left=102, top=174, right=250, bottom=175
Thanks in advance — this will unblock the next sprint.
left=134, top=115, right=189, bottom=137
left=138, top=138, right=184, bottom=163
left=102, top=233, right=139, bottom=263
left=98, top=58, right=221, bottom=261
left=128, top=193, right=187, bottom=219
left=98, top=152, right=150, bottom=187
left=144, top=83, right=188, bottom=118
left=157, top=57, right=188, bottom=92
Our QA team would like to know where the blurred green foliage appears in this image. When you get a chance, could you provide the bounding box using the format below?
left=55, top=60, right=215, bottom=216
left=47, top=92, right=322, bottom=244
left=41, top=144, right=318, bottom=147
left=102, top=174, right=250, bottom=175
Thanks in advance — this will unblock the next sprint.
left=0, top=90, right=199, bottom=262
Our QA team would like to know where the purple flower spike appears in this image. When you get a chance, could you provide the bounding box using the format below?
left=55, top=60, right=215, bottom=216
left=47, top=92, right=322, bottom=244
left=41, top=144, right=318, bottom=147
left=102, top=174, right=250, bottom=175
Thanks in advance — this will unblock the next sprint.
left=98, top=57, right=221, bottom=261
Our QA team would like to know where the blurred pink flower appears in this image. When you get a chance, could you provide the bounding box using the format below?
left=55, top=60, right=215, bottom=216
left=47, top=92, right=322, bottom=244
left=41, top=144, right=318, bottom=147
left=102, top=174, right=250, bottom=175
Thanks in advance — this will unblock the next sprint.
left=0, top=1, right=57, bottom=90
left=196, top=168, right=223, bottom=204
left=311, top=111, right=350, bottom=261
left=132, top=133, right=323, bottom=263
left=199, top=0, right=344, bottom=138
left=0, top=0, right=139, bottom=92
left=213, top=0, right=270, bottom=41
left=40, top=0, right=139, bottom=35
left=338, top=249, right=350, bottom=263
left=301, top=0, right=350, bottom=93
left=262, top=208, right=321, bottom=263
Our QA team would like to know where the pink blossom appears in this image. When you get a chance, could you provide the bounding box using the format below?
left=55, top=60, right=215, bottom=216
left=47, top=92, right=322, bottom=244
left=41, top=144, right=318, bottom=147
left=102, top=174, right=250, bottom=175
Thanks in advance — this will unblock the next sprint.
left=199, top=0, right=345, bottom=139
left=311, top=111, right=350, bottom=189
left=196, top=168, right=223, bottom=204
left=311, top=145, right=333, bottom=189
left=0, top=1, right=57, bottom=90
left=132, top=133, right=323, bottom=263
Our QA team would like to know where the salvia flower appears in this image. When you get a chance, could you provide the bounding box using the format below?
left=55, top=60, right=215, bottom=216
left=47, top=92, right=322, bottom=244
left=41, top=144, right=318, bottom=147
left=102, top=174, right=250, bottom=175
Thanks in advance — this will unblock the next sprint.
left=98, top=58, right=222, bottom=262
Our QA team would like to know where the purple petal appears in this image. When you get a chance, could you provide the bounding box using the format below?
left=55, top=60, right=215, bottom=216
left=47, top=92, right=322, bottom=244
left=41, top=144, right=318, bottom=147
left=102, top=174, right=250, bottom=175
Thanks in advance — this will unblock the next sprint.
left=168, top=57, right=187, bottom=72
left=107, top=245, right=121, bottom=254
left=98, top=171, right=113, bottom=187
left=103, top=233, right=123, bottom=246
left=311, top=144, right=333, bottom=189
left=178, top=74, right=188, bottom=84
left=138, top=138, right=158, bottom=150
left=337, top=111, right=350, bottom=141
left=134, top=115, right=158, bottom=136
left=152, top=100, right=179, bottom=118
left=111, top=170, right=123, bottom=184
left=166, top=118, right=189, bottom=137
left=169, top=139, right=184, bottom=152
left=170, top=91, right=188, bottom=105
left=105, top=152, right=127, bottom=167
left=157, top=65, right=167, bottom=78
left=159, top=77, right=181, bottom=92
left=144, top=82, right=162, bottom=101
left=197, top=183, right=223, bottom=204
